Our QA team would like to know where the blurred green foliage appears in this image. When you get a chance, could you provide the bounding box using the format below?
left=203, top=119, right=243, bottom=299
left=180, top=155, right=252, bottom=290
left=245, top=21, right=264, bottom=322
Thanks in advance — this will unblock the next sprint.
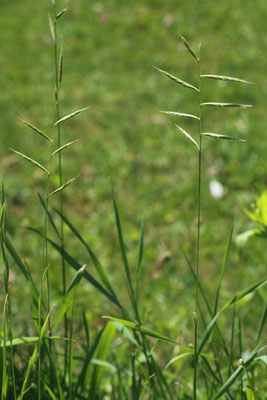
left=0, top=0, right=266, bottom=345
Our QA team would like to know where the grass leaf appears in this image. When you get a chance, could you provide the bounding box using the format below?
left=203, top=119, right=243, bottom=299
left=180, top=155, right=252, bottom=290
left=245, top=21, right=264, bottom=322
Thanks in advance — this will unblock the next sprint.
left=175, top=124, right=200, bottom=150
left=198, top=279, right=267, bottom=356
left=103, top=316, right=188, bottom=347
left=52, top=266, right=85, bottom=330
left=202, top=133, right=246, bottom=142
left=54, top=208, right=118, bottom=299
left=154, top=66, right=199, bottom=91
left=200, top=74, right=253, bottom=84
left=201, top=102, right=253, bottom=108
left=17, top=117, right=52, bottom=141
left=161, top=111, right=199, bottom=120
left=54, top=106, right=90, bottom=125
left=10, top=148, right=49, bottom=174
left=214, top=345, right=267, bottom=399
left=51, top=140, right=78, bottom=157
left=180, top=35, right=199, bottom=61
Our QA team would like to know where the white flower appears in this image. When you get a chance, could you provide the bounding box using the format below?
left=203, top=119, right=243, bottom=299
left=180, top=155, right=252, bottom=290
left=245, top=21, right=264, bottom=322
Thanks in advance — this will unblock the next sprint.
left=209, top=180, right=225, bottom=199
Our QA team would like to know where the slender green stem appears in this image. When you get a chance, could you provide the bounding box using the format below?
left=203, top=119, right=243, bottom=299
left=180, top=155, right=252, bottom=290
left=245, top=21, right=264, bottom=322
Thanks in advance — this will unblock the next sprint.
left=53, top=1, right=68, bottom=380
left=193, top=50, right=202, bottom=400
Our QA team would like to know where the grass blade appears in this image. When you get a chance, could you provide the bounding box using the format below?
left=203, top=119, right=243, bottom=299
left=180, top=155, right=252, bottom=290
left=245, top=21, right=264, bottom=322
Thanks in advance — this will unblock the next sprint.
left=256, top=303, right=267, bottom=344
left=198, top=279, right=267, bottom=356
left=175, top=124, right=200, bottom=150
left=5, top=236, right=39, bottom=305
left=160, top=111, right=200, bottom=120
left=54, top=106, right=90, bottom=125
left=52, top=265, right=85, bottom=330
left=154, top=66, right=199, bottom=91
left=180, top=35, right=199, bottom=61
left=103, top=316, right=189, bottom=347
left=18, top=117, right=52, bottom=142
left=51, top=140, right=78, bottom=157
left=112, top=191, right=136, bottom=308
left=10, top=148, right=49, bottom=174
left=201, top=102, right=253, bottom=108
left=200, top=74, right=253, bottom=84
left=214, top=345, right=267, bottom=399
left=88, top=322, right=116, bottom=399
left=202, top=133, right=246, bottom=142
left=28, top=227, right=130, bottom=316
left=37, top=193, right=61, bottom=240
left=59, top=47, right=63, bottom=84
left=54, top=208, right=118, bottom=299
left=213, top=224, right=234, bottom=316
left=49, top=175, right=79, bottom=196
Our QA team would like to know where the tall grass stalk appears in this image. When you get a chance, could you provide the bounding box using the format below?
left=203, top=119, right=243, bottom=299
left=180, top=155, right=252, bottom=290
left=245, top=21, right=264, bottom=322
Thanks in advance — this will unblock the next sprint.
left=52, top=0, right=68, bottom=380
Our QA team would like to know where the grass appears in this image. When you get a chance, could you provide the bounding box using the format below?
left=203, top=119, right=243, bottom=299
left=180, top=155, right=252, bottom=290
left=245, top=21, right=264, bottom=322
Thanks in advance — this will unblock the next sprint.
left=0, top=0, right=266, bottom=398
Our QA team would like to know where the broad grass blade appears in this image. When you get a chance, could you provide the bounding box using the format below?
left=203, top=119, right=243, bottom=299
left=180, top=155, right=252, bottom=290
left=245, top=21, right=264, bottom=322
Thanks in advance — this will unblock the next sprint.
left=54, top=106, right=90, bottom=125
left=5, top=236, right=39, bottom=305
left=198, top=279, right=267, bottom=356
left=28, top=227, right=129, bottom=315
left=136, top=218, right=144, bottom=303
left=154, top=66, right=199, bottom=91
left=256, top=303, right=267, bottom=344
left=180, top=35, right=199, bottom=61
left=181, top=246, right=230, bottom=357
left=54, top=208, right=118, bottom=299
left=112, top=191, right=136, bottom=307
left=176, top=124, right=199, bottom=150
left=201, top=102, right=253, bottom=108
left=200, top=74, right=253, bottom=84
left=161, top=111, right=199, bottom=120
left=43, top=382, right=57, bottom=400
left=88, top=322, right=116, bottom=399
left=75, top=329, right=103, bottom=393
left=202, top=133, right=246, bottom=142
left=52, top=266, right=85, bottom=330
left=51, top=140, right=78, bottom=157
left=10, top=148, right=49, bottom=174
left=103, top=316, right=187, bottom=347
left=214, top=345, right=267, bottom=399
left=18, top=117, right=52, bottom=141
left=56, top=8, right=67, bottom=20
left=49, top=175, right=78, bottom=196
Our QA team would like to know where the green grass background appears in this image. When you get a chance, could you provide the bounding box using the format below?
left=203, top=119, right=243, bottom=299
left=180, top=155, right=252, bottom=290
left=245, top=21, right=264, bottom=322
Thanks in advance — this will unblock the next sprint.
left=0, top=0, right=266, bottom=347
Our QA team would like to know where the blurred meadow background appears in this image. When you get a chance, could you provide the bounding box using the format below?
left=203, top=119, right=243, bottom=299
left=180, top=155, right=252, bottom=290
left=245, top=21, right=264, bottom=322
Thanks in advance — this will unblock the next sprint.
left=0, top=0, right=266, bottom=386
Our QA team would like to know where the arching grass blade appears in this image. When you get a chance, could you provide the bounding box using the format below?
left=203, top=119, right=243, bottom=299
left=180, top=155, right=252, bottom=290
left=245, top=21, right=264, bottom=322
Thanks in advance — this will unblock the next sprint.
left=198, top=279, right=267, bottom=356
